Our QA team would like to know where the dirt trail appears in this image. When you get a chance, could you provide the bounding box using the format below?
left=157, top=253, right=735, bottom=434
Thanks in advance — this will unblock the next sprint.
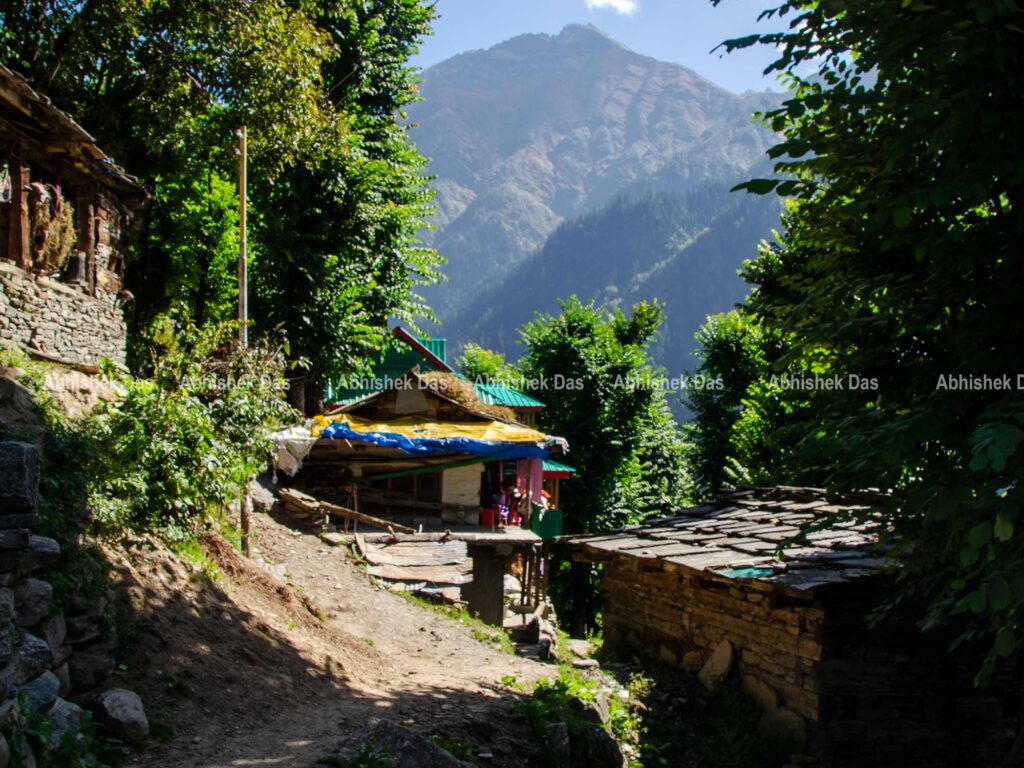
left=109, top=509, right=552, bottom=768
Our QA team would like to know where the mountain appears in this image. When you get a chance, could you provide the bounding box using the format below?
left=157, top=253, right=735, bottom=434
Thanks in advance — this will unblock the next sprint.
left=409, top=24, right=782, bottom=384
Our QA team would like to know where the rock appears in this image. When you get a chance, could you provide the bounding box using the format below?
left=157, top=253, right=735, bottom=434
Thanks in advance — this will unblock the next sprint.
left=0, top=590, right=13, bottom=625
left=337, top=718, right=475, bottom=767
left=572, top=658, right=600, bottom=669
left=68, top=646, right=113, bottom=691
left=0, top=624, right=15, bottom=666
left=16, top=670, right=60, bottom=713
left=14, top=578, right=52, bottom=627
left=757, top=706, right=807, bottom=754
left=565, top=638, right=592, bottom=659
left=681, top=650, right=703, bottom=672
left=570, top=691, right=611, bottom=726
left=503, top=574, right=522, bottom=595
left=0, top=530, right=29, bottom=551
left=319, top=532, right=345, bottom=547
left=93, top=688, right=149, bottom=743
left=658, top=645, right=678, bottom=666
left=14, top=633, right=52, bottom=685
left=573, top=725, right=628, bottom=768
left=0, top=442, right=39, bottom=514
left=39, top=614, right=66, bottom=652
left=15, top=537, right=60, bottom=574
left=53, top=663, right=70, bottom=697
left=548, top=721, right=572, bottom=766
left=0, top=733, right=9, bottom=768
left=698, top=639, right=734, bottom=691
left=742, top=674, right=779, bottom=712
left=47, top=698, right=85, bottom=747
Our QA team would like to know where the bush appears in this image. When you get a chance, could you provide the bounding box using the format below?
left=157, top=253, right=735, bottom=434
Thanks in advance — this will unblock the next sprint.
left=87, top=314, right=296, bottom=541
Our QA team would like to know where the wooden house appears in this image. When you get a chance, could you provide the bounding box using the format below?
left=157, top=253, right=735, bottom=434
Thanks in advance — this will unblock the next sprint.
left=0, top=64, right=147, bottom=367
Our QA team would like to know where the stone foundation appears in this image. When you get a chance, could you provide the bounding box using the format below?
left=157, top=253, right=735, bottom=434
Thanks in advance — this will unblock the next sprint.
left=0, top=261, right=126, bottom=368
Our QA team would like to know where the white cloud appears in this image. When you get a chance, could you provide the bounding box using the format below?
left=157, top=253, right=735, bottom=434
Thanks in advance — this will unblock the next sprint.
left=585, top=0, right=639, bottom=15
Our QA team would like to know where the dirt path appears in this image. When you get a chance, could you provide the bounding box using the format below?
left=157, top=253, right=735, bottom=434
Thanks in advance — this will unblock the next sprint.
left=109, top=510, right=552, bottom=768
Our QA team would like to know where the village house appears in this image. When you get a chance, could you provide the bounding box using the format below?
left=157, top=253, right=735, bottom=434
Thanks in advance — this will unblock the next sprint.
left=565, top=486, right=1019, bottom=767
left=0, top=64, right=146, bottom=368
left=273, top=365, right=571, bottom=627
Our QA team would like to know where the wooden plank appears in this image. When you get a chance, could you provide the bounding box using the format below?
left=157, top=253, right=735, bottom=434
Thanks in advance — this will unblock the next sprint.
left=366, top=562, right=471, bottom=584
left=363, top=540, right=467, bottom=567
left=321, top=501, right=417, bottom=535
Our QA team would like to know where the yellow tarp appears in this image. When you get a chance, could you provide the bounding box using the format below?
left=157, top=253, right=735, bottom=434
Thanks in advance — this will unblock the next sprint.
left=311, top=413, right=547, bottom=444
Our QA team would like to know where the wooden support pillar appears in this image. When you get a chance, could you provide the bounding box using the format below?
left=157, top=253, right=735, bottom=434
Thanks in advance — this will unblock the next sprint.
left=7, top=145, right=29, bottom=269
left=463, top=543, right=510, bottom=626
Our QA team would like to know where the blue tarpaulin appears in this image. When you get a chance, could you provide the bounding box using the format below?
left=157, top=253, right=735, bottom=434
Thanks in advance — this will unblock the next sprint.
left=317, top=419, right=554, bottom=458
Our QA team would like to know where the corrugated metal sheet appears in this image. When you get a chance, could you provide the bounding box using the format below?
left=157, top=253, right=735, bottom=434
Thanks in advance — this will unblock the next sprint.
left=474, top=383, right=545, bottom=409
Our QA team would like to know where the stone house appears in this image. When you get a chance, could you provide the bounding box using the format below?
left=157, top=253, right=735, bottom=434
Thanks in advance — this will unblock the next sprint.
left=0, top=64, right=147, bottom=368
left=566, top=487, right=1019, bottom=767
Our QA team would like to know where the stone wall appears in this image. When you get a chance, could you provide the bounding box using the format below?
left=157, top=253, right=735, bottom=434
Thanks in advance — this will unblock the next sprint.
left=0, top=261, right=127, bottom=367
left=598, top=558, right=1019, bottom=767
left=600, top=558, right=823, bottom=721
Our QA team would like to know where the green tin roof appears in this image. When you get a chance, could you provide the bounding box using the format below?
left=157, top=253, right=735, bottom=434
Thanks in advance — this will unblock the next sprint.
left=325, top=329, right=545, bottom=412
left=473, top=382, right=545, bottom=410
left=542, top=459, right=576, bottom=474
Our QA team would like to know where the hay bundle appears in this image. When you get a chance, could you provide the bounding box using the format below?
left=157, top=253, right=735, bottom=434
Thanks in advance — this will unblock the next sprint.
left=29, top=182, right=76, bottom=273
left=419, top=371, right=517, bottom=422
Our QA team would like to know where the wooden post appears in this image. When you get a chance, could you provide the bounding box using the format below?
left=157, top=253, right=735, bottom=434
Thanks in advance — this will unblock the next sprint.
left=238, top=125, right=251, bottom=557
left=7, top=144, right=30, bottom=269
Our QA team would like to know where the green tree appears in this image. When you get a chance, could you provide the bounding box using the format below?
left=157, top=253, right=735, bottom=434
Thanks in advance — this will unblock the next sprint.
left=685, top=310, right=790, bottom=495
left=717, top=0, right=1024, bottom=680
left=455, top=343, right=520, bottom=384
left=1, top=0, right=441, bottom=399
left=519, top=297, right=688, bottom=532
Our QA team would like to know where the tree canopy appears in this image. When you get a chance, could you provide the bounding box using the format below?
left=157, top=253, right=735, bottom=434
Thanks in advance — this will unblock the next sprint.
left=519, top=297, right=689, bottom=533
left=0, top=0, right=442, bottom=406
left=709, top=0, right=1024, bottom=680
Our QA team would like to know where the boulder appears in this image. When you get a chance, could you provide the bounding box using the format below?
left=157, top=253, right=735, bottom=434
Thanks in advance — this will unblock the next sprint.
left=337, top=718, right=474, bottom=767
left=47, top=698, right=85, bottom=747
left=14, top=633, right=52, bottom=685
left=53, top=663, right=70, bottom=697
left=0, top=590, right=13, bottom=625
left=698, top=639, right=734, bottom=691
left=93, top=688, right=149, bottom=744
left=16, top=670, right=60, bottom=713
left=0, top=443, right=39, bottom=514
left=757, top=706, right=807, bottom=754
left=572, top=725, right=628, bottom=768
left=319, top=532, right=345, bottom=547
left=0, top=733, right=9, bottom=768
left=742, top=674, right=779, bottom=712
left=658, top=645, right=678, bottom=666
left=681, top=650, right=703, bottom=672
left=13, top=578, right=52, bottom=627
left=547, top=721, right=572, bottom=767
left=16, top=537, right=60, bottom=574
left=39, top=614, right=66, bottom=653
left=0, top=530, right=29, bottom=551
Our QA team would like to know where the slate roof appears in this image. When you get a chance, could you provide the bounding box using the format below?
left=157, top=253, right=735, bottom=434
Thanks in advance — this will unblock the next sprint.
left=567, top=486, right=889, bottom=592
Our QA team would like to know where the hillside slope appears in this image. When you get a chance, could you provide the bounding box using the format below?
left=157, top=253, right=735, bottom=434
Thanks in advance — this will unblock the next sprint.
left=410, top=24, right=780, bottom=324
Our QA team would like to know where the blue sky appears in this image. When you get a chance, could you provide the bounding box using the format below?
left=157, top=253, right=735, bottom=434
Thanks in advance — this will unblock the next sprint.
left=412, top=0, right=787, bottom=94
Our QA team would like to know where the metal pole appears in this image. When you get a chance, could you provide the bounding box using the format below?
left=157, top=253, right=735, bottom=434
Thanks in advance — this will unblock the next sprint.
left=238, top=125, right=251, bottom=557
left=238, top=125, right=248, bottom=348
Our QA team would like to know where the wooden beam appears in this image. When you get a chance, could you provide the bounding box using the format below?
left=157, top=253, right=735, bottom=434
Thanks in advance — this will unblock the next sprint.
left=7, top=143, right=30, bottom=268
left=320, top=500, right=416, bottom=535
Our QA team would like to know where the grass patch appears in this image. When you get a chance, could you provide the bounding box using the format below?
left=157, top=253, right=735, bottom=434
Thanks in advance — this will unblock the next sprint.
left=399, top=592, right=516, bottom=655
left=170, top=539, right=222, bottom=582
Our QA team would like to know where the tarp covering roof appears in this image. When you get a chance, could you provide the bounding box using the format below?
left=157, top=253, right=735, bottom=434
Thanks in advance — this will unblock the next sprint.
left=312, top=413, right=564, bottom=459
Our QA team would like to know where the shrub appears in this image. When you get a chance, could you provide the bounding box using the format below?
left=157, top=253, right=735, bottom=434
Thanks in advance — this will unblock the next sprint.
left=87, top=314, right=296, bottom=540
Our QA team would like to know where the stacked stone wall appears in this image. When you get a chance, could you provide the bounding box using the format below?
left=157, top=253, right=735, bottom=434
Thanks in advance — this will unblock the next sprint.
left=0, top=262, right=126, bottom=367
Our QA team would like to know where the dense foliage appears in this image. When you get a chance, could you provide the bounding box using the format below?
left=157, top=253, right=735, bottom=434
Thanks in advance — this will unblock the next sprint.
left=685, top=310, right=792, bottom=495
left=710, top=0, right=1024, bottom=679
left=88, top=317, right=295, bottom=540
left=454, top=343, right=520, bottom=384
left=519, top=297, right=689, bottom=531
left=0, top=0, right=442, bottom=405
